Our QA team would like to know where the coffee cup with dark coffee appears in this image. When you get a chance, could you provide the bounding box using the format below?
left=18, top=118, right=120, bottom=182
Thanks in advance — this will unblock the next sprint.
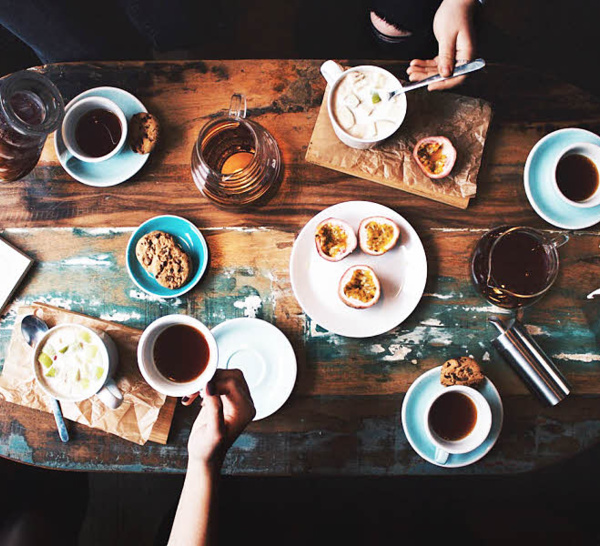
left=553, top=143, right=600, bottom=208
left=137, top=315, right=218, bottom=398
left=425, top=385, right=492, bottom=465
left=62, top=96, right=127, bottom=163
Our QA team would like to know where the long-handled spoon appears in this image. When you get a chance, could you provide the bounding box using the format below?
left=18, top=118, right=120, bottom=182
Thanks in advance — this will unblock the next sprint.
left=21, top=315, right=69, bottom=443
left=374, top=58, right=486, bottom=102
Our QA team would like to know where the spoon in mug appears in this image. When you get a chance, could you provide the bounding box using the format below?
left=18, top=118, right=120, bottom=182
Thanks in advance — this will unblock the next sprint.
left=21, top=315, right=69, bottom=443
left=372, top=58, right=486, bottom=102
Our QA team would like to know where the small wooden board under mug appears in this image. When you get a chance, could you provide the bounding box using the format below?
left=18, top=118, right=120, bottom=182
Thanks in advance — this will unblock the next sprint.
left=0, top=302, right=176, bottom=445
left=306, top=86, right=493, bottom=209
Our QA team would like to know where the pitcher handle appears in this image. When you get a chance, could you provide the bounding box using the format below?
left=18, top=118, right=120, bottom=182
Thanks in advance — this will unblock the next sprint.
left=229, top=93, right=247, bottom=119
left=551, top=233, right=569, bottom=249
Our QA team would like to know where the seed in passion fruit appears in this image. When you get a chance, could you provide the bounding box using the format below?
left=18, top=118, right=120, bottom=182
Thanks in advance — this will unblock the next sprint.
left=338, top=265, right=381, bottom=309
left=314, top=218, right=357, bottom=262
left=358, top=216, right=400, bottom=256
left=413, top=136, right=456, bottom=179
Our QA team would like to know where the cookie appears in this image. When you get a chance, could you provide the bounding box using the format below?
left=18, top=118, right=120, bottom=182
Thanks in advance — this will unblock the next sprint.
left=441, top=356, right=485, bottom=387
left=128, top=112, right=159, bottom=154
left=135, top=230, right=191, bottom=289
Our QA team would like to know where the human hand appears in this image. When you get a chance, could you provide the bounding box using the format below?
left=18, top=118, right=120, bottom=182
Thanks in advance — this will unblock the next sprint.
left=406, top=0, right=477, bottom=91
left=187, top=369, right=255, bottom=471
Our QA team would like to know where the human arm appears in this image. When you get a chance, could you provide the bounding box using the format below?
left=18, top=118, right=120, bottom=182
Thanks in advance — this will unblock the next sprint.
left=167, top=369, right=256, bottom=546
left=406, top=0, right=478, bottom=90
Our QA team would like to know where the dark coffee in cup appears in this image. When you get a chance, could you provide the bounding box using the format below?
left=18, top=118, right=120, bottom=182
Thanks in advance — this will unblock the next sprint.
left=153, top=324, right=210, bottom=383
left=75, top=108, right=122, bottom=158
left=428, top=391, right=477, bottom=441
left=556, top=153, right=599, bottom=202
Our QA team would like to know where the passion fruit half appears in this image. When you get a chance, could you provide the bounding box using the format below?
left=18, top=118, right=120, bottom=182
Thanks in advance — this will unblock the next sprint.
left=413, top=136, right=457, bottom=179
left=358, top=216, right=400, bottom=256
left=315, top=218, right=357, bottom=262
left=338, top=265, right=381, bottom=309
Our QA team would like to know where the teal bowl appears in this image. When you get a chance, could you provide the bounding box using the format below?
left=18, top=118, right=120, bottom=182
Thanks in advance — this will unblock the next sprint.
left=126, top=215, right=209, bottom=298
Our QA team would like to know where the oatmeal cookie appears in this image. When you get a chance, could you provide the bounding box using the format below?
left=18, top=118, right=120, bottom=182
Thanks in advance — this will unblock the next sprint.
left=441, top=356, right=485, bottom=387
left=135, top=230, right=191, bottom=289
left=128, top=112, right=159, bottom=154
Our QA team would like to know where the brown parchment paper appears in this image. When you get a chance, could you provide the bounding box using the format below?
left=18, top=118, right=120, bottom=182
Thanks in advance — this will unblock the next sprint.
left=0, top=303, right=176, bottom=445
left=306, top=85, right=493, bottom=209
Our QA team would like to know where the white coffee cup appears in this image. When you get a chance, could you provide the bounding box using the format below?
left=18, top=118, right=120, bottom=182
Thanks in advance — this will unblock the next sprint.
left=61, top=96, right=127, bottom=162
left=320, top=60, right=407, bottom=150
left=137, top=315, right=218, bottom=397
left=425, top=385, right=492, bottom=465
left=33, top=323, right=123, bottom=409
left=553, top=142, right=600, bottom=208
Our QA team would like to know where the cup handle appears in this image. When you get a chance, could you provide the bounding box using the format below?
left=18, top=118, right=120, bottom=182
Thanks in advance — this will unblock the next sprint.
left=181, top=392, right=200, bottom=406
left=320, top=60, right=344, bottom=87
left=551, top=233, right=569, bottom=249
left=59, top=148, right=74, bottom=164
left=434, top=447, right=449, bottom=465
left=96, top=378, right=124, bottom=410
left=229, top=93, right=247, bottom=119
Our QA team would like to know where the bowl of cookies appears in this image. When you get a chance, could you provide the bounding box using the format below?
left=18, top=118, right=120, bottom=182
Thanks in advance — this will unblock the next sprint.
left=126, top=215, right=209, bottom=298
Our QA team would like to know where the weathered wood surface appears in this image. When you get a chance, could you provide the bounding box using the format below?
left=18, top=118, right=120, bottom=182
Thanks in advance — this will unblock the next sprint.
left=1, top=60, right=600, bottom=475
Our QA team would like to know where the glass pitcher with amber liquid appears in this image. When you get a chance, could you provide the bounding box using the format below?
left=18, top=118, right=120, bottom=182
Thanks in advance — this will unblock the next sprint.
left=471, top=226, right=569, bottom=309
left=191, top=93, right=282, bottom=209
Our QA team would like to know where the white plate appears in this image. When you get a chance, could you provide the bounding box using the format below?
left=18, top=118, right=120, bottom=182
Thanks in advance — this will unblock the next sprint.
left=289, top=200, right=427, bottom=338
left=212, top=318, right=297, bottom=421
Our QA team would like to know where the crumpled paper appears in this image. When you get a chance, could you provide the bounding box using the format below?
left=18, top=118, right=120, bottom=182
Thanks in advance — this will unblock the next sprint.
left=0, top=303, right=176, bottom=445
left=306, top=83, right=493, bottom=209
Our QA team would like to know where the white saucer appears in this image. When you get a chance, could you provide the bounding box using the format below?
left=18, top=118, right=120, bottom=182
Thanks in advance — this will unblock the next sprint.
left=54, top=86, right=150, bottom=187
left=401, top=366, right=504, bottom=468
left=524, top=127, right=600, bottom=229
left=212, top=318, right=297, bottom=421
left=289, top=200, right=427, bottom=338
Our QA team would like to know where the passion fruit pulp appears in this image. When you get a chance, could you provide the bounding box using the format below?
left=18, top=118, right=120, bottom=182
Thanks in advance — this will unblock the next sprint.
left=338, top=265, right=381, bottom=309
left=413, top=136, right=456, bottom=179
left=358, top=216, right=400, bottom=256
left=315, top=218, right=357, bottom=261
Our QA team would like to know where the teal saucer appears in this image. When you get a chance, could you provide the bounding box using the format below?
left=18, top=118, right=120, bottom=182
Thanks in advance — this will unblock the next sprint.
left=126, top=215, right=209, bottom=298
left=401, top=366, right=503, bottom=468
left=54, top=86, right=150, bottom=187
left=524, top=128, right=600, bottom=229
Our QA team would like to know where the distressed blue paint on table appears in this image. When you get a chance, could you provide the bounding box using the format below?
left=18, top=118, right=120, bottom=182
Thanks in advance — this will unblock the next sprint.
left=1, top=60, right=600, bottom=475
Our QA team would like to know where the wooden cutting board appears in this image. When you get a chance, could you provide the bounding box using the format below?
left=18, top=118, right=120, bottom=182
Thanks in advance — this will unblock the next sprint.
left=305, top=87, right=493, bottom=209
left=0, top=303, right=176, bottom=445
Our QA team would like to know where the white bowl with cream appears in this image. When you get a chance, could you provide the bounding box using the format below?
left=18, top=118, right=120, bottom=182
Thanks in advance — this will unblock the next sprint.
left=320, top=60, right=407, bottom=149
left=33, top=323, right=123, bottom=409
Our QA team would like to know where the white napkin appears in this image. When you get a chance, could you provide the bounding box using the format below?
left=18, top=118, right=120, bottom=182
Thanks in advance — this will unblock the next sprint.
left=0, top=237, right=33, bottom=314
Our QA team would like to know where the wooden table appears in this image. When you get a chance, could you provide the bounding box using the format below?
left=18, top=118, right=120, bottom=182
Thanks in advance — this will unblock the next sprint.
left=1, top=60, right=600, bottom=475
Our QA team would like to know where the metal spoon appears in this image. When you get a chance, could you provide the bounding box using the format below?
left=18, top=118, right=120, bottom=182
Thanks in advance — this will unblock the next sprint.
left=374, top=58, right=486, bottom=102
left=21, top=315, right=69, bottom=443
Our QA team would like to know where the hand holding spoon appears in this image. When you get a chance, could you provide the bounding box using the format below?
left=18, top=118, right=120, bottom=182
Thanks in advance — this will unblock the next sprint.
left=373, top=58, right=486, bottom=102
left=21, top=314, right=69, bottom=443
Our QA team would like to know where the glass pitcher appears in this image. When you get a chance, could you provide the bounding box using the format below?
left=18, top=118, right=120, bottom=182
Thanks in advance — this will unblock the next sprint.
left=471, top=226, right=569, bottom=309
left=191, top=93, right=282, bottom=209
left=0, top=70, right=64, bottom=182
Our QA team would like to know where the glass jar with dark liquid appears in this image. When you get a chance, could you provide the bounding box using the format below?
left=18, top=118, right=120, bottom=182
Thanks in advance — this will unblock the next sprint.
left=0, top=70, right=64, bottom=182
left=471, top=226, right=569, bottom=309
left=191, top=93, right=282, bottom=209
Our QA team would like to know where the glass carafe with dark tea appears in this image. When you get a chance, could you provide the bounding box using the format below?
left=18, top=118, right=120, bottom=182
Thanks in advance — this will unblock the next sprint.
left=471, top=226, right=568, bottom=309
left=0, top=70, right=64, bottom=182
